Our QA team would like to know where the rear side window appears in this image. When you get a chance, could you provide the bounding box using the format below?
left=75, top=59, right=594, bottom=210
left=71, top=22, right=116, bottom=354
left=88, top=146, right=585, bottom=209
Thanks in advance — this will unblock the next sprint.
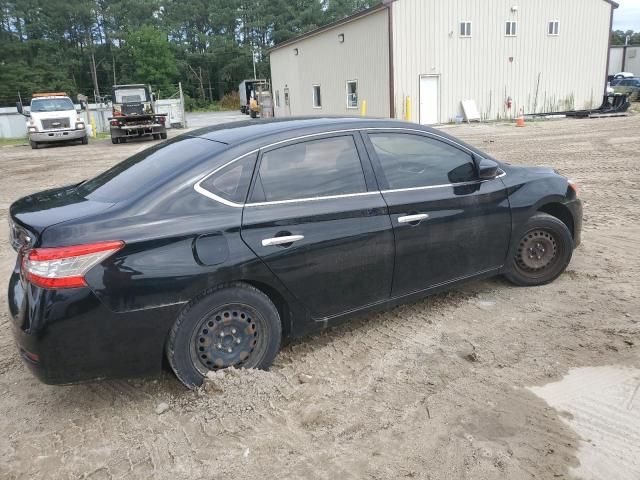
left=368, top=133, right=477, bottom=189
left=251, top=136, right=367, bottom=202
left=199, top=154, right=256, bottom=204
left=78, top=137, right=224, bottom=202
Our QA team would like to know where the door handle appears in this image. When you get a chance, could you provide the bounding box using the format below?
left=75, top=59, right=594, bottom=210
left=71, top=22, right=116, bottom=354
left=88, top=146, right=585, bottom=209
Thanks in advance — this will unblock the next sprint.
left=261, top=235, right=305, bottom=247
left=398, top=214, right=429, bottom=224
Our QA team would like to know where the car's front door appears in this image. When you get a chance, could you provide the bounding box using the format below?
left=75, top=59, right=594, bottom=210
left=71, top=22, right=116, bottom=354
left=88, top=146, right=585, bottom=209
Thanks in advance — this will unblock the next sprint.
left=362, top=130, right=511, bottom=297
left=240, top=133, right=394, bottom=319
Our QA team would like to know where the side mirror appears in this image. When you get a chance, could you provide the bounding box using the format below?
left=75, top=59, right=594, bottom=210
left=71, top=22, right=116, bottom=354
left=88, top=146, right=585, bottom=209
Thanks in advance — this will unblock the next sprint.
left=478, top=158, right=499, bottom=180
left=80, top=100, right=87, bottom=110
left=16, top=102, right=27, bottom=116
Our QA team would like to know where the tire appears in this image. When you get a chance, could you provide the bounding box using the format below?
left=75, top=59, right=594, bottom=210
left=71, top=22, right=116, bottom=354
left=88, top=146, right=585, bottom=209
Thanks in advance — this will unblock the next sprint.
left=250, top=110, right=257, bottom=118
left=504, top=213, right=573, bottom=287
left=81, top=136, right=88, bottom=145
left=160, top=132, right=167, bottom=139
left=166, top=283, right=282, bottom=389
left=111, top=137, right=118, bottom=144
left=153, top=133, right=160, bottom=140
left=30, top=141, right=38, bottom=149
left=119, top=137, right=127, bottom=144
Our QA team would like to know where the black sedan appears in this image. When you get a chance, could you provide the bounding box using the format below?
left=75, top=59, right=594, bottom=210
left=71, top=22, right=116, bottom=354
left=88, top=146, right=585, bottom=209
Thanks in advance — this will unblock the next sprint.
left=8, top=118, right=582, bottom=388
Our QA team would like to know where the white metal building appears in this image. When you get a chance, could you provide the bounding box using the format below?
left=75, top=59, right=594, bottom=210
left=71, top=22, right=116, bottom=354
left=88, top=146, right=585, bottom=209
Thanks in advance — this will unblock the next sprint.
left=269, top=0, right=617, bottom=123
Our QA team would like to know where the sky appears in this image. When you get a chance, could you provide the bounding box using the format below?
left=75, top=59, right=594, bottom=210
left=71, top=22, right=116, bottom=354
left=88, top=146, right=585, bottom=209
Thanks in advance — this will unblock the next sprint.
left=613, top=0, right=640, bottom=31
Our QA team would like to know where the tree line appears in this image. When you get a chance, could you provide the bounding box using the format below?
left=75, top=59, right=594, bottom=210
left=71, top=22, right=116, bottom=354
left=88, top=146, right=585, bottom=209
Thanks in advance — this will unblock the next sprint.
left=611, top=29, right=640, bottom=46
left=0, top=0, right=378, bottom=107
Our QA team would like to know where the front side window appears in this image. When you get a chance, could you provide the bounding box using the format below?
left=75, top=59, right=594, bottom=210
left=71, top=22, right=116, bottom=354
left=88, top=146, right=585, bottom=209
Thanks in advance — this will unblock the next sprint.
left=460, top=21, right=472, bottom=37
left=368, top=133, right=477, bottom=189
left=199, top=154, right=256, bottom=204
left=312, top=85, right=322, bottom=108
left=548, top=21, right=559, bottom=35
left=346, top=80, right=358, bottom=108
left=252, top=136, right=367, bottom=202
left=505, top=21, right=517, bottom=36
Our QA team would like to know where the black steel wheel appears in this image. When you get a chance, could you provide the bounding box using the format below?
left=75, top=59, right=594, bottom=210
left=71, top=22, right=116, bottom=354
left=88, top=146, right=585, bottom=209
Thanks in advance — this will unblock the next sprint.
left=189, top=304, right=267, bottom=375
left=505, top=213, right=573, bottom=286
left=167, top=283, right=282, bottom=389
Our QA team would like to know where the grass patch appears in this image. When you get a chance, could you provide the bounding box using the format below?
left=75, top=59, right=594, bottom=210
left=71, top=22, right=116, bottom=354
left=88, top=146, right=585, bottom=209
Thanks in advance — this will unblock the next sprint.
left=187, top=102, right=236, bottom=113
left=0, top=137, right=28, bottom=146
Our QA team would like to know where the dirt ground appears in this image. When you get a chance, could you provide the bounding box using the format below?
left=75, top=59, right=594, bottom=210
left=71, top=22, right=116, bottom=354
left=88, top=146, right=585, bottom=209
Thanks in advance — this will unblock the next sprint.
left=0, top=116, right=638, bottom=480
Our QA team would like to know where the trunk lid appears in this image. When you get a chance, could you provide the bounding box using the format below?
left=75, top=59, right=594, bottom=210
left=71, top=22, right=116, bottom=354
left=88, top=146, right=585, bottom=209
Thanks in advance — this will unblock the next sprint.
left=9, top=184, right=114, bottom=249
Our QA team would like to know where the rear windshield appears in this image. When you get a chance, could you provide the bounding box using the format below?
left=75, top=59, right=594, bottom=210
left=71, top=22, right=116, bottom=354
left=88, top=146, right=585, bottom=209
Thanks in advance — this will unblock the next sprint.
left=77, top=137, right=225, bottom=202
left=114, top=87, right=148, bottom=103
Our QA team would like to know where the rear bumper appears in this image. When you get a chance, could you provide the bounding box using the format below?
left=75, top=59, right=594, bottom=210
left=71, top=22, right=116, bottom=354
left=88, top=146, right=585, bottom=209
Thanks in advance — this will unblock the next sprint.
left=7, top=260, right=181, bottom=385
left=110, top=124, right=165, bottom=137
left=29, top=129, right=85, bottom=143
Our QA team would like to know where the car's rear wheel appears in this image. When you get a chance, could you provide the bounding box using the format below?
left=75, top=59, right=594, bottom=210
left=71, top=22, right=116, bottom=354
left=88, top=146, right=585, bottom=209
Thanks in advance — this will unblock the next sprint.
left=166, top=284, right=282, bottom=389
left=505, top=213, right=573, bottom=287
left=160, top=132, right=167, bottom=139
left=153, top=133, right=160, bottom=140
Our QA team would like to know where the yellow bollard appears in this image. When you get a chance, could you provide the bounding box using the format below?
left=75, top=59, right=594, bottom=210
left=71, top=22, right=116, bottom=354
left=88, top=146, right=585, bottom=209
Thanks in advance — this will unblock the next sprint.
left=90, top=113, right=97, bottom=138
left=405, top=96, right=411, bottom=121
left=360, top=100, right=367, bottom=117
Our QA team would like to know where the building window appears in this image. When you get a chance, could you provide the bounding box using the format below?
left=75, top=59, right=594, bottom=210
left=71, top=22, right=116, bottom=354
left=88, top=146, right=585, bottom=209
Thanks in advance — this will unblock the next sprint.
left=459, top=21, right=472, bottom=37
left=346, top=80, right=358, bottom=109
left=548, top=21, right=559, bottom=36
left=312, top=85, right=321, bottom=108
left=275, top=90, right=280, bottom=107
left=505, top=21, right=517, bottom=36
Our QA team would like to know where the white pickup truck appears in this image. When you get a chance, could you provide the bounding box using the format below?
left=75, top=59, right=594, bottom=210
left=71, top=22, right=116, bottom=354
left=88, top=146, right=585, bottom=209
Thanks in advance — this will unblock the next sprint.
left=17, top=93, right=88, bottom=149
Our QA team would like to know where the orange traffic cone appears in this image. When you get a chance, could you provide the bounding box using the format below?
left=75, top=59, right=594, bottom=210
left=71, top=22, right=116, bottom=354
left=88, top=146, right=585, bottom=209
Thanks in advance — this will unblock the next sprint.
left=516, top=108, right=525, bottom=127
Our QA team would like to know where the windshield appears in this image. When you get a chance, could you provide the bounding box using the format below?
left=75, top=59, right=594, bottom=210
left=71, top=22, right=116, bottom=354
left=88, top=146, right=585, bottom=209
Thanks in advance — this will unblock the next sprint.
left=30, top=98, right=75, bottom=112
left=114, top=87, right=148, bottom=104
left=77, top=137, right=226, bottom=203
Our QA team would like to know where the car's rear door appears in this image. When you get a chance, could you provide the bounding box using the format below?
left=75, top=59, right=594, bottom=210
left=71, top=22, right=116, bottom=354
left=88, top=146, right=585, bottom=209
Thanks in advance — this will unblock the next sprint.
left=362, top=130, right=511, bottom=297
left=240, top=132, right=394, bottom=319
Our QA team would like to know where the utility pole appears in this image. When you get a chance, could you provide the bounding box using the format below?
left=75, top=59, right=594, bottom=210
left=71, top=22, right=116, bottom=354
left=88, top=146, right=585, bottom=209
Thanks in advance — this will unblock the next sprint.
left=90, top=53, right=101, bottom=103
left=253, top=50, right=257, bottom=80
left=112, top=54, right=117, bottom=85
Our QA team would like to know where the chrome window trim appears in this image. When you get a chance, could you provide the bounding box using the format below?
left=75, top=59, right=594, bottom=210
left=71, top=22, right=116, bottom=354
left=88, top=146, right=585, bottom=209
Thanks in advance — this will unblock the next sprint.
left=193, top=127, right=506, bottom=208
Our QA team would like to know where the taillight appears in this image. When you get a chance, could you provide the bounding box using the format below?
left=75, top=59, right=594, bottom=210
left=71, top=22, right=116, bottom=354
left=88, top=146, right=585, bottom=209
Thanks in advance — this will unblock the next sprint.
left=157, top=116, right=166, bottom=124
left=568, top=179, right=578, bottom=196
left=22, top=241, right=124, bottom=289
left=110, top=120, right=119, bottom=126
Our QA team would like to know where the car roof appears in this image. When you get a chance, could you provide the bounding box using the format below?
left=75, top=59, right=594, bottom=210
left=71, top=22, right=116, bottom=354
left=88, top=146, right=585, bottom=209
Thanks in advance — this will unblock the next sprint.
left=189, top=117, right=442, bottom=146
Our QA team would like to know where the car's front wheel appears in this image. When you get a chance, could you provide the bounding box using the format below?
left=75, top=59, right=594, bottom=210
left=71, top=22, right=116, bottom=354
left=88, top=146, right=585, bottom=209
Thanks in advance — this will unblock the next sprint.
left=505, top=213, right=573, bottom=287
left=166, top=283, right=282, bottom=389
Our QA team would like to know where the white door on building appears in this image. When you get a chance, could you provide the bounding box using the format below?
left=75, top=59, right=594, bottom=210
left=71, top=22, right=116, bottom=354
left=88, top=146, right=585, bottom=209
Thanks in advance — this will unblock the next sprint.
left=419, top=76, right=439, bottom=125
